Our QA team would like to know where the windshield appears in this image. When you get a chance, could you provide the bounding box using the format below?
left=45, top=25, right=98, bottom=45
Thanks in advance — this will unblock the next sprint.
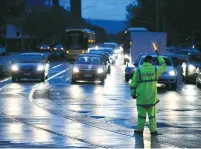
left=189, top=55, right=201, bottom=62
left=67, top=32, right=82, bottom=50
left=75, top=56, right=101, bottom=65
left=140, top=57, right=172, bottom=66
left=18, top=55, right=43, bottom=63
left=55, top=45, right=63, bottom=48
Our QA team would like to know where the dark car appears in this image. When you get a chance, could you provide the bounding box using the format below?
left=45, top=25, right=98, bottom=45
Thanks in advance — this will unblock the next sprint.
left=182, top=53, right=201, bottom=82
left=40, top=44, right=51, bottom=51
left=171, top=49, right=201, bottom=62
left=88, top=50, right=111, bottom=74
left=11, top=53, right=49, bottom=82
left=89, top=48, right=116, bottom=64
left=71, top=54, right=106, bottom=84
left=53, top=44, right=64, bottom=50
left=196, top=67, right=201, bottom=88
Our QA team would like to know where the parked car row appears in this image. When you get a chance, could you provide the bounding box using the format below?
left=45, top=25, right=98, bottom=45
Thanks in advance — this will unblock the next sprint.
left=168, top=48, right=201, bottom=88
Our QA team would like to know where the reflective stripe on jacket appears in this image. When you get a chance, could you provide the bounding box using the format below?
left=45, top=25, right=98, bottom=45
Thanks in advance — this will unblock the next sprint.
left=130, top=56, right=167, bottom=107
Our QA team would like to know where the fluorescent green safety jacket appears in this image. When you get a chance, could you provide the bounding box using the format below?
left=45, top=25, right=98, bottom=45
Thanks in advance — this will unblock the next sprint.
left=130, top=56, right=167, bottom=107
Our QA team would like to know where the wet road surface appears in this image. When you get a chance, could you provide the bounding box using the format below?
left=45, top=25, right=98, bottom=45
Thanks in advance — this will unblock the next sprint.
left=0, top=55, right=201, bottom=148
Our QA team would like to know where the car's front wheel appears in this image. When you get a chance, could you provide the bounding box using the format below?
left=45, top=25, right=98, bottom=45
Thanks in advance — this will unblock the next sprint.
left=12, top=77, right=17, bottom=83
left=71, top=78, right=77, bottom=84
left=196, top=79, right=201, bottom=88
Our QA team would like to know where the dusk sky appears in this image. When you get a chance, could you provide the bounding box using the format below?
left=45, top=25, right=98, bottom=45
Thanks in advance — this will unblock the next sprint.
left=81, top=0, right=134, bottom=21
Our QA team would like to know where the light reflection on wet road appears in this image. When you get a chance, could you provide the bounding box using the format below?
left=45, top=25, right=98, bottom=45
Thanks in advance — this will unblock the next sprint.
left=0, top=55, right=201, bottom=148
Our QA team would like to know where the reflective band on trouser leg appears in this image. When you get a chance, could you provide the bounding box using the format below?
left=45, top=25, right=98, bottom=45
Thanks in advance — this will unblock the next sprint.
left=136, top=106, right=147, bottom=131
left=148, top=106, right=157, bottom=132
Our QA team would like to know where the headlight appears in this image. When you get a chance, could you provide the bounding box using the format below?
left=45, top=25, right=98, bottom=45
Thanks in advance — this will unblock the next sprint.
left=11, top=65, right=18, bottom=71
left=48, top=47, right=50, bottom=49
left=124, top=55, right=129, bottom=59
left=40, top=47, right=43, bottom=49
left=73, top=67, right=79, bottom=73
left=97, top=68, right=104, bottom=73
left=54, top=48, right=57, bottom=50
left=37, top=65, right=44, bottom=71
left=61, top=48, right=64, bottom=50
left=169, top=70, right=176, bottom=76
left=188, top=64, right=196, bottom=70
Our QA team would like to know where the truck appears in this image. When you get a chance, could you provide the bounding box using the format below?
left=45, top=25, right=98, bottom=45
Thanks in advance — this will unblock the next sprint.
left=124, top=28, right=167, bottom=82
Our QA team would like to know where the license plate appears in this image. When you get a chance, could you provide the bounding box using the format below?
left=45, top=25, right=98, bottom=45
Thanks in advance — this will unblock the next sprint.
left=84, top=74, right=92, bottom=77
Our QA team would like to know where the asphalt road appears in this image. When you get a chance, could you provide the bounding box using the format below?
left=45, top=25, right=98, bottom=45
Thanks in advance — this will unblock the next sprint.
left=0, top=54, right=201, bottom=148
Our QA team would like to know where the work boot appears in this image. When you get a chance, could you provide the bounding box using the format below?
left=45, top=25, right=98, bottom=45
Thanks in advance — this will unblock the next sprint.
left=134, top=130, right=143, bottom=134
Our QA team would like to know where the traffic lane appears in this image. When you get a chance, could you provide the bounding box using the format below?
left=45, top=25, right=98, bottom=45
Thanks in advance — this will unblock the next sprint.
left=45, top=56, right=201, bottom=147
left=0, top=63, right=90, bottom=148
left=35, top=55, right=173, bottom=148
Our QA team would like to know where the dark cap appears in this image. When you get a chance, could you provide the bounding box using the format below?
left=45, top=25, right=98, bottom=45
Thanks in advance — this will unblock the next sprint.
left=144, top=55, right=153, bottom=63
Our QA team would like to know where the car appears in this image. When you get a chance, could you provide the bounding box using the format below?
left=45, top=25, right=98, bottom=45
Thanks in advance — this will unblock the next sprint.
left=86, top=51, right=110, bottom=74
left=138, top=54, right=178, bottom=89
left=171, top=48, right=201, bottom=62
left=103, top=42, right=123, bottom=54
left=10, top=53, right=49, bottom=82
left=53, top=44, right=64, bottom=50
left=40, top=44, right=51, bottom=51
left=182, top=53, right=201, bottom=83
left=125, top=53, right=150, bottom=82
left=72, top=54, right=106, bottom=84
left=89, top=47, right=116, bottom=64
left=196, top=67, right=201, bottom=88
left=0, top=45, right=6, bottom=55
left=48, top=49, right=66, bottom=61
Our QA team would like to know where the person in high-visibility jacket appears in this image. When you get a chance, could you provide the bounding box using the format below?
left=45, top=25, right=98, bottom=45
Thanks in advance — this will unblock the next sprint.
left=130, top=55, right=166, bottom=135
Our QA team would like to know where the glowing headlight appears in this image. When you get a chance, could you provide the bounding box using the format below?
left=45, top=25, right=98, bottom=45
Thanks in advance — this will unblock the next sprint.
left=73, top=67, right=79, bottom=73
left=37, top=65, right=44, bottom=71
left=48, top=47, right=50, bottom=49
left=97, top=68, right=104, bottom=73
left=54, top=48, right=57, bottom=50
left=61, top=48, right=64, bottom=50
left=11, top=65, right=18, bottom=71
left=124, top=55, right=129, bottom=59
left=188, top=64, right=196, bottom=70
left=40, top=47, right=43, bottom=49
left=169, top=70, right=176, bottom=76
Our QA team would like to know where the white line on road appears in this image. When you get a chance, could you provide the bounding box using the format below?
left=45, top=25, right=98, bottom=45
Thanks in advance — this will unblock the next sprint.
left=0, top=85, right=8, bottom=91
left=65, top=77, right=70, bottom=81
left=45, top=68, right=71, bottom=82
left=0, top=77, right=11, bottom=83
left=52, top=64, right=64, bottom=69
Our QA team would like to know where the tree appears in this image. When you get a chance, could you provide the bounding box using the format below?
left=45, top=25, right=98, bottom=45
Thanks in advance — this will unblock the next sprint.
left=126, top=0, right=201, bottom=47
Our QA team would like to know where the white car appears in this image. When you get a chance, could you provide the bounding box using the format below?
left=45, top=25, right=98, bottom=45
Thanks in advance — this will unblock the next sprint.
left=0, top=45, right=6, bottom=55
left=138, top=55, right=178, bottom=90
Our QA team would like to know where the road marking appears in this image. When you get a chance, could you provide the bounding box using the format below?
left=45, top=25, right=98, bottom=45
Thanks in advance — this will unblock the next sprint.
left=65, top=77, right=70, bottom=81
left=0, top=77, right=11, bottom=83
left=45, top=68, right=71, bottom=82
left=0, top=85, right=8, bottom=91
left=52, top=64, right=64, bottom=69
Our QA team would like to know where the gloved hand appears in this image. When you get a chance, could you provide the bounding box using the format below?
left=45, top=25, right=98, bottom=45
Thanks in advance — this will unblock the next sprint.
left=130, top=90, right=137, bottom=99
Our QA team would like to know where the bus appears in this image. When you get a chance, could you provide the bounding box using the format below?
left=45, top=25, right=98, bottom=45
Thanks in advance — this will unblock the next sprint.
left=64, top=28, right=96, bottom=61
